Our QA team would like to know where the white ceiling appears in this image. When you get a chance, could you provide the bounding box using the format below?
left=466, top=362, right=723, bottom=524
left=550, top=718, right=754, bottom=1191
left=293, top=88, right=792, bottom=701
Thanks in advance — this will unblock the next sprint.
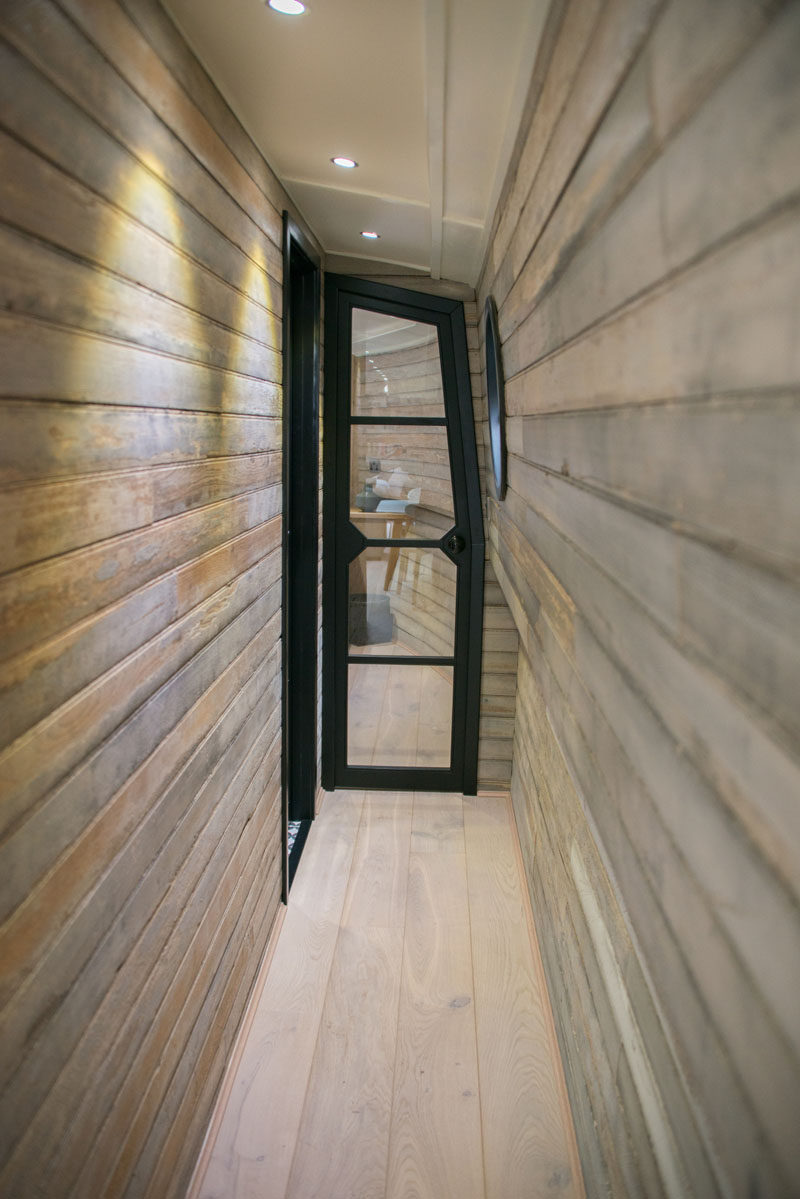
left=164, top=0, right=548, bottom=286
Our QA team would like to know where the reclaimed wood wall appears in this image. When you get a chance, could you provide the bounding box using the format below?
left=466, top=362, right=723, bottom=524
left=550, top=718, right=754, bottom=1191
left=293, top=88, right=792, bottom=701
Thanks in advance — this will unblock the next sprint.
left=467, top=300, right=519, bottom=794
left=478, top=0, right=800, bottom=1195
left=0, top=0, right=318, bottom=1195
left=477, top=558, right=517, bottom=790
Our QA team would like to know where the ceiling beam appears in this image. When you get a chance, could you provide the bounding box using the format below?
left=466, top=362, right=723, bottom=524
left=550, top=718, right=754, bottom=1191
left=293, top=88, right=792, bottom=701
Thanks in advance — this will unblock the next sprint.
left=424, top=0, right=446, bottom=280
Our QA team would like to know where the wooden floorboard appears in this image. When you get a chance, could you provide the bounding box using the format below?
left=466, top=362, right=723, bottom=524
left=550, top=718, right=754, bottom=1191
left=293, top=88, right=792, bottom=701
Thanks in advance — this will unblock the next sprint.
left=286, top=923, right=404, bottom=1199
left=464, top=796, right=581, bottom=1198
left=386, top=844, right=484, bottom=1199
left=193, top=791, right=363, bottom=1199
left=189, top=790, right=584, bottom=1199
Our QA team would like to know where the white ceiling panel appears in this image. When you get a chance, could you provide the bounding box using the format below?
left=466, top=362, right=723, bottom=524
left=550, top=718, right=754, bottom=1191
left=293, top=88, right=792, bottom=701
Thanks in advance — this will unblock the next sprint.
left=440, top=215, right=485, bottom=287
left=164, top=0, right=548, bottom=285
left=286, top=181, right=431, bottom=269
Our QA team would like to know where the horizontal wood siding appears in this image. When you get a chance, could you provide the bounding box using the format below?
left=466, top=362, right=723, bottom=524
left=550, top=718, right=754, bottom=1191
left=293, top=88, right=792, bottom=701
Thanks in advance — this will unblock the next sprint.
left=0, top=1, right=317, bottom=1195
left=478, top=559, right=518, bottom=789
left=467, top=297, right=519, bottom=791
left=479, top=1, right=800, bottom=1196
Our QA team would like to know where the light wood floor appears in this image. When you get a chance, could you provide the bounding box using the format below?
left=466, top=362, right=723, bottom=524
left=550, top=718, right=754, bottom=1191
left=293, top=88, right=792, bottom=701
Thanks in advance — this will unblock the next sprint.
left=347, top=554, right=453, bottom=770
left=348, top=663, right=452, bottom=768
left=188, top=790, right=584, bottom=1199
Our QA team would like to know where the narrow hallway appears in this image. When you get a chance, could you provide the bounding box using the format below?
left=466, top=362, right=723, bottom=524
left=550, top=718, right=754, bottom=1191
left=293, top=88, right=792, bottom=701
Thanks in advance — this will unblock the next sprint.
left=189, top=790, right=583, bottom=1199
left=2, top=2, right=798, bottom=1195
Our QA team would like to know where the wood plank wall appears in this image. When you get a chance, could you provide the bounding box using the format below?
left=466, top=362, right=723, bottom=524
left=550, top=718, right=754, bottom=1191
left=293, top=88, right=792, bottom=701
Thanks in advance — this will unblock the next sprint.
left=477, top=1, right=800, bottom=1196
left=0, top=1, right=319, bottom=1195
left=466, top=297, right=519, bottom=793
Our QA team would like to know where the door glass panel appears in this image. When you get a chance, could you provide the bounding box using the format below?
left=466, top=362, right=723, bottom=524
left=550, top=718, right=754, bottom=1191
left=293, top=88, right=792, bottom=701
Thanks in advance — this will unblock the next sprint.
left=348, top=547, right=456, bottom=656
left=347, top=663, right=453, bottom=767
left=350, top=424, right=454, bottom=534
left=351, top=308, right=445, bottom=419
left=324, top=275, right=485, bottom=790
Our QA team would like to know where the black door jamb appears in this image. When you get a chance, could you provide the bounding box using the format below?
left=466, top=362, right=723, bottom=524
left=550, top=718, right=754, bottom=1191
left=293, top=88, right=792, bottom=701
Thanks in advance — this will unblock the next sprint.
left=282, top=213, right=321, bottom=898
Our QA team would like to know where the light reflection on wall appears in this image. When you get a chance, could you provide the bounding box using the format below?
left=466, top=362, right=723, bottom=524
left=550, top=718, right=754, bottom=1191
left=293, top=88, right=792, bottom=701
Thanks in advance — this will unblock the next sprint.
left=65, top=151, right=200, bottom=417
left=222, top=242, right=282, bottom=527
left=61, top=155, right=284, bottom=571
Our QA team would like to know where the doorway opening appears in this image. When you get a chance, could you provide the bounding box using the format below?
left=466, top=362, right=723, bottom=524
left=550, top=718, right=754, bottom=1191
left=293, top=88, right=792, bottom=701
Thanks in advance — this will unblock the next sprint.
left=322, top=275, right=484, bottom=795
left=282, top=214, right=321, bottom=896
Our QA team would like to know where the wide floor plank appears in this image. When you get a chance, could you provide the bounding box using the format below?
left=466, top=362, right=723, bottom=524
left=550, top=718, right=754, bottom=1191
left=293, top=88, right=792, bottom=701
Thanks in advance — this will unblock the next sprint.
left=465, top=796, right=583, bottom=1199
left=189, top=790, right=584, bottom=1199
left=286, top=924, right=404, bottom=1199
left=195, top=792, right=363, bottom=1199
left=386, top=847, right=484, bottom=1198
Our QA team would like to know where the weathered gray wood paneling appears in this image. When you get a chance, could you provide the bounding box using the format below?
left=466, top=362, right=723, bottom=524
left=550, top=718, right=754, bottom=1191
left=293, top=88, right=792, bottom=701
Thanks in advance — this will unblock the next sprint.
left=479, top=1, right=800, bottom=1196
left=0, top=1, right=318, bottom=1195
left=466, top=298, right=518, bottom=790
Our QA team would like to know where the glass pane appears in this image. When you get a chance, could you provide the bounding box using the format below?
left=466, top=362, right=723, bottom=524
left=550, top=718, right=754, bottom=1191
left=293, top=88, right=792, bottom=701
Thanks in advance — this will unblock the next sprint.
left=347, top=663, right=453, bottom=767
left=350, top=424, right=454, bottom=534
left=348, top=547, right=456, bottom=656
left=351, top=308, right=444, bottom=419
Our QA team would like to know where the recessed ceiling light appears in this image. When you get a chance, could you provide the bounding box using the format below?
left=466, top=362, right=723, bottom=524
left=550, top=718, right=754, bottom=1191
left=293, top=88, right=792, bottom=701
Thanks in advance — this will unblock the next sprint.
left=268, top=0, right=306, bottom=14
left=331, top=156, right=358, bottom=169
left=361, top=231, right=380, bottom=239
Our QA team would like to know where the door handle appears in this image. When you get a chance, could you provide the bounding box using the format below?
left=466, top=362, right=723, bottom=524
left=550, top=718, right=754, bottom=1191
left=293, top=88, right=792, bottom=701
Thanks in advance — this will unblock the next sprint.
left=447, top=534, right=465, bottom=554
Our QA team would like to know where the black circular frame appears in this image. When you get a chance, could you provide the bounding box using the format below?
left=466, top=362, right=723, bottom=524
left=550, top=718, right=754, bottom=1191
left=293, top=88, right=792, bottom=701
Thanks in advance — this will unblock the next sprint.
left=484, top=295, right=506, bottom=500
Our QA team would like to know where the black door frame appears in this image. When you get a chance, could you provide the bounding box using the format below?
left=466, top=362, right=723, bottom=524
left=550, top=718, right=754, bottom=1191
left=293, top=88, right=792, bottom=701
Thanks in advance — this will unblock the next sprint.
left=281, top=213, right=321, bottom=897
left=322, top=274, right=484, bottom=795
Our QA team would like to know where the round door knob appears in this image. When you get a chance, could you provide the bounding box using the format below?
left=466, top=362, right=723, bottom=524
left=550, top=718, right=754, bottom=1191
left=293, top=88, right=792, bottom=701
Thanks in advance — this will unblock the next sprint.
left=447, top=534, right=465, bottom=554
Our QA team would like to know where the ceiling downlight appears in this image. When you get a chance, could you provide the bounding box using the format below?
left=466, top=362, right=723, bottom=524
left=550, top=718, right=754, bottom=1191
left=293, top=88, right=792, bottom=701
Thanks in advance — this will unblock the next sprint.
left=360, top=231, right=380, bottom=239
left=165, top=0, right=550, bottom=284
left=331, top=156, right=358, bottom=169
left=267, top=0, right=306, bottom=14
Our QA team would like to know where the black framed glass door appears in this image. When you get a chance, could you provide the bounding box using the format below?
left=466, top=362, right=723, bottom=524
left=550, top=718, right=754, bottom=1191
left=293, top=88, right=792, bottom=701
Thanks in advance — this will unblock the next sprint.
left=322, top=276, right=484, bottom=793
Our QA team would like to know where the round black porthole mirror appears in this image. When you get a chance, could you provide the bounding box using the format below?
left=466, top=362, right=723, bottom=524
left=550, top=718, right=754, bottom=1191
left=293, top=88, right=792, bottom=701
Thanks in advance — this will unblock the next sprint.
left=484, top=295, right=506, bottom=500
